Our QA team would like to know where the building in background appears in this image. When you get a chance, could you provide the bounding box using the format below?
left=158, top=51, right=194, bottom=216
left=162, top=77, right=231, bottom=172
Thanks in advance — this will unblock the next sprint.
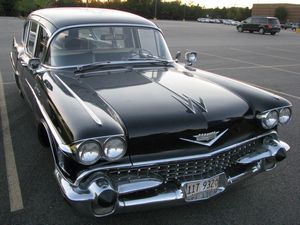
left=252, top=4, right=300, bottom=23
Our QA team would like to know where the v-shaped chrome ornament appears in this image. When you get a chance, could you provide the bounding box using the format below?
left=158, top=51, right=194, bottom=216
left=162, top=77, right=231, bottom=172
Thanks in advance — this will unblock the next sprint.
left=180, top=129, right=228, bottom=147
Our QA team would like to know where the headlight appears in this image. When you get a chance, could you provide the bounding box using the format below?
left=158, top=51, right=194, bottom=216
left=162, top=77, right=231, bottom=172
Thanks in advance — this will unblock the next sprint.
left=260, top=110, right=279, bottom=129
left=77, top=141, right=101, bottom=165
left=103, top=137, right=127, bottom=161
left=279, top=108, right=291, bottom=124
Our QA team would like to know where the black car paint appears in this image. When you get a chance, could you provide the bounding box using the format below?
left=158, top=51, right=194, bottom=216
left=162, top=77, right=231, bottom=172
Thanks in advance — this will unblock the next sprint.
left=23, top=63, right=288, bottom=181
left=11, top=8, right=291, bottom=184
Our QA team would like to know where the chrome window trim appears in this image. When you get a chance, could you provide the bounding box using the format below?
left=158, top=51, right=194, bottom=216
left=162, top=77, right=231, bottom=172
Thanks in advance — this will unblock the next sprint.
left=73, top=130, right=277, bottom=186
left=43, top=23, right=164, bottom=66
left=25, top=78, right=72, bottom=154
left=54, top=74, right=103, bottom=126
left=26, top=21, right=39, bottom=57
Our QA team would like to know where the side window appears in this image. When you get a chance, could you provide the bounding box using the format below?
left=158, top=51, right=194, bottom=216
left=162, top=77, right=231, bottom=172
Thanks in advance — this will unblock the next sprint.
left=27, top=22, right=38, bottom=55
left=22, top=22, right=29, bottom=44
left=35, top=26, right=49, bottom=59
left=245, top=18, right=251, bottom=23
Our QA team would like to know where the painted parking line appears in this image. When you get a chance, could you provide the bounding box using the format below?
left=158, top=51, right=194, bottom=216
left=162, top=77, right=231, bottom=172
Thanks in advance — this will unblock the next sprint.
left=0, top=81, right=16, bottom=85
left=229, top=47, right=300, bottom=63
left=0, top=71, right=23, bottom=212
left=200, top=51, right=300, bottom=76
left=264, top=46, right=300, bottom=54
left=207, top=63, right=300, bottom=72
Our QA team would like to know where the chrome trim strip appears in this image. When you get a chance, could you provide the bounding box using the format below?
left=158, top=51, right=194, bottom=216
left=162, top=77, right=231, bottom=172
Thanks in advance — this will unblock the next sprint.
left=42, top=59, right=174, bottom=71
left=74, top=131, right=276, bottom=185
left=9, top=52, right=19, bottom=76
left=54, top=74, right=102, bottom=126
left=257, top=105, right=293, bottom=117
left=25, top=79, right=72, bottom=153
left=72, top=134, right=124, bottom=145
left=180, top=129, right=228, bottom=146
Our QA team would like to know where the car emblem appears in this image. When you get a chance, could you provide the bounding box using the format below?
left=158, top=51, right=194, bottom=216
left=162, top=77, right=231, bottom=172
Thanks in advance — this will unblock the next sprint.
left=180, top=129, right=228, bottom=147
left=172, top=94, right=207, bottom=114
left=194, top=131, right=218, bottom=142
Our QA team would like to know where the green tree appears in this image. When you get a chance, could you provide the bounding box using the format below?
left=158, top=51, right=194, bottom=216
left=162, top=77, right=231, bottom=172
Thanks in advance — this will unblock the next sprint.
left=0, top=0, right=4, bottom=15
left=2, top=0, right=17, bottom=16
left=274, top=7, right=288, bottom=23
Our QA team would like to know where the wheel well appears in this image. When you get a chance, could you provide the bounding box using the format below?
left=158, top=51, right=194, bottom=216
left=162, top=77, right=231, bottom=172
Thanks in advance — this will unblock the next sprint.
left=37, top=122, right=50, bottom=147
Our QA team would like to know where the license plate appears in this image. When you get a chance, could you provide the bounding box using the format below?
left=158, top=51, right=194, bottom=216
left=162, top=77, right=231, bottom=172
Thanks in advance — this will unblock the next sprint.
left=183, top=173, right=225, bottom=201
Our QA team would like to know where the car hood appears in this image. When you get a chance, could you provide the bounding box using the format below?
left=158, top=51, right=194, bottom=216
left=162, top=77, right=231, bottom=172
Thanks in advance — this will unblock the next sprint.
left=51, top=65, right=290, bottom=159
left=75, top=67, right=249, bottom=139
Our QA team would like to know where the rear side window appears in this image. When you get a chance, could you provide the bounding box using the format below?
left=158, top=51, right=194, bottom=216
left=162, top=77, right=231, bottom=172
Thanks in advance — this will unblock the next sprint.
left=258, top=18, right=268, bottom=24
left=27, top=22, right=38, bottom=55
left=252, top=18, right=260, bottom=24
left=268, top=19, right=280, bottom=26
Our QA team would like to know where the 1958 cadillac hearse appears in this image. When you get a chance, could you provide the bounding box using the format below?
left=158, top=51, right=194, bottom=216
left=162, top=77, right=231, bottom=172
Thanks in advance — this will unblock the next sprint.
left=10, top=8, right=292, bottom=217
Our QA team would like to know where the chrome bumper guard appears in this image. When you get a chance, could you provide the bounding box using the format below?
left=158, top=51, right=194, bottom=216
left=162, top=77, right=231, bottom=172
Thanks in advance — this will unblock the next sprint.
left=55, top=137, right=290, bottom=217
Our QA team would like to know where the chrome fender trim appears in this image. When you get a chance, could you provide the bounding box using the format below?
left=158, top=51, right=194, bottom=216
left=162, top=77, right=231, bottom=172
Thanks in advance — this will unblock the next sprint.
left=25, top=79, right=72, bottom=153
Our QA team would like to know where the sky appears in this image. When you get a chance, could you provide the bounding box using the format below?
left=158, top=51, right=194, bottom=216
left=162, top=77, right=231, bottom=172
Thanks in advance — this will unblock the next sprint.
left=182, top=0, right=300, bottom=8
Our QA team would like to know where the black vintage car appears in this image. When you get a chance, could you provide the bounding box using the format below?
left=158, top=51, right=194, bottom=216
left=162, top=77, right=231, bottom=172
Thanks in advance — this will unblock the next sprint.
left=10, top=8, right=292, bottom=217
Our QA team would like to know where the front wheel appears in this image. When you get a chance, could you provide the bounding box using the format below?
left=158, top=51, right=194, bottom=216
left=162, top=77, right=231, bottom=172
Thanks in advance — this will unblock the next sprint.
left=237, top=26, right=243, bottom=32
left=259, top=28, right=265, bottom=35
left=249, top=30, right=253, bottom=33
left=270, top=32, right=276, bottom=35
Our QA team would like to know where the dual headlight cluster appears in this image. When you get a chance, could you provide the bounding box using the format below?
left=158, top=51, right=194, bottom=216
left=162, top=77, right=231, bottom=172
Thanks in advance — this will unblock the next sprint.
left=257, top=107, right=291, bottom=129
left=76, top=137, right=127, bottom=165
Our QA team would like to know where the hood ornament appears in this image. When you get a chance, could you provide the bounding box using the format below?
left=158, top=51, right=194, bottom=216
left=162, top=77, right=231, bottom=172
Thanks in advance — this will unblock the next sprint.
left=180, top=129, right=228, bottom=147
left=172, top=94, right=207, bottom=114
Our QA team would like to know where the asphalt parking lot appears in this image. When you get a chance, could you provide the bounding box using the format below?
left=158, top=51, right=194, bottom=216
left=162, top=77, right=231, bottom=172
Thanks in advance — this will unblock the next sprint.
left=0, top=17, right=300, bottom=225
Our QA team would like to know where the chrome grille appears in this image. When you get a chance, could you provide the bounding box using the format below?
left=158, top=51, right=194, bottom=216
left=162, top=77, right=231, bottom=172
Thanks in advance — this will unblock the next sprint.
left=108, top=140, right=258, bottom=182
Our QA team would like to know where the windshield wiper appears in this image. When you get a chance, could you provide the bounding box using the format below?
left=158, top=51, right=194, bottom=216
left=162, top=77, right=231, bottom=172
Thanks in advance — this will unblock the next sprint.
left=127, top=57, right=172, bottom=66
left=74, top=61, right=127, bottom=74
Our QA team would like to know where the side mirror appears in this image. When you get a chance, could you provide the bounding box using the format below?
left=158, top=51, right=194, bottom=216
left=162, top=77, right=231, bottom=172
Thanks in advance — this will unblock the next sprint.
left=175, top=51, right=181, bottom=62
left=28, top=58, right=41, bottom=72
left=185, top=52, right=197, bottom=66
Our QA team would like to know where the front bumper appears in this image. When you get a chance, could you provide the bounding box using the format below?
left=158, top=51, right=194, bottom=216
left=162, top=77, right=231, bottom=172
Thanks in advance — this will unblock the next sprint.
left=55, top=132, right=290, bottom=217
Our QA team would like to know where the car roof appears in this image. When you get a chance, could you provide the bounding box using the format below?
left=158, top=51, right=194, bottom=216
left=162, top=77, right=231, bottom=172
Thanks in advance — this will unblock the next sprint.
left=251, top=16, right=278, bottom=19
left=30, top=7, right=157, bottom=31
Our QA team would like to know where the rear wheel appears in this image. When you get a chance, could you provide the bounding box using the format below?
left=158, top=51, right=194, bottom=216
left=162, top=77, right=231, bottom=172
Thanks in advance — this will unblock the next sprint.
left=259, top=28, right=265, bottom=35
left=237, top=26, right=243, bottom=32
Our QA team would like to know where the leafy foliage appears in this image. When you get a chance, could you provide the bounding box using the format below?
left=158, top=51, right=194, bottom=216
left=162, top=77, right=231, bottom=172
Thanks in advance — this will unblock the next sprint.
left=274, top=7, right=288, bottom=23
left=1, top=0, right=251, bottom=22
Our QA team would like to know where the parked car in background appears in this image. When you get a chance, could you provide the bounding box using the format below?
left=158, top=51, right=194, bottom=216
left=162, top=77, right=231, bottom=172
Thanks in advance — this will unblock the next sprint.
left=292, top=23, right=300, bottom=31
left=281, top=22, right=293, bottom=30
left=11, top=7, right=292, bottom=217
left=237, top=16, right=281, bottom=35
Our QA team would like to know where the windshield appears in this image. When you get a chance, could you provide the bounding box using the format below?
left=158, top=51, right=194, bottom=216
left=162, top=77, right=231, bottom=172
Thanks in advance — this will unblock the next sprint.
left=45, top=26, right=172, bottom=67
